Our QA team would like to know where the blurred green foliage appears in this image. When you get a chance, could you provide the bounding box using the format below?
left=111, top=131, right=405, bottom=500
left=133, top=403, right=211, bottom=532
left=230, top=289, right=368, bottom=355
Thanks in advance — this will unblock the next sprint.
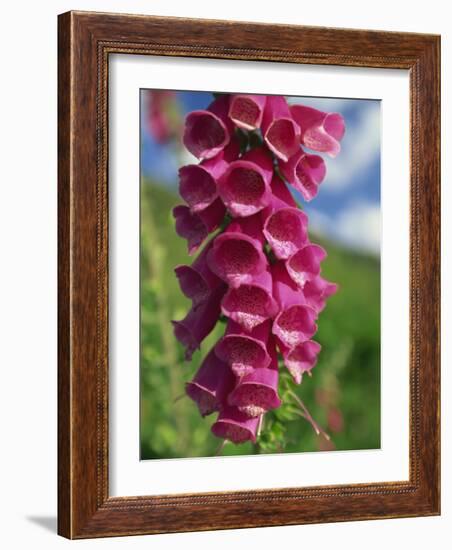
left=140, top=179, right=380, bottom=459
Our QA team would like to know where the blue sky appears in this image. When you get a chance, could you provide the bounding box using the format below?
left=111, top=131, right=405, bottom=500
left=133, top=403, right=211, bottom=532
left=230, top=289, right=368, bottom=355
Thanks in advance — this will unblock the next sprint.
left=141, top=91, right=381, bottom=256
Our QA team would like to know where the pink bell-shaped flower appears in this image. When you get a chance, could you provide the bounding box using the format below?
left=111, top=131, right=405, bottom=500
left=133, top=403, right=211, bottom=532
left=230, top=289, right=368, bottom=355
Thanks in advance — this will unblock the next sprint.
left=261, top=176, right=307, bottom=260
left=271, top=262, right=318, bottom=348
left=303, top=275, right=338, bottom=313
left=215, top=319, right=272, bottom=377
left=183, top=95, right=233, bottom=159
left=221, top=267, right=279, bottom=332
left=173, top=199, right=226, bottom=255
left=267, top=174, right=298, bottom=209
left=207, top=215, right=267, bottom=288
left=172, top=284, right=226, bottom=360
left=228, top=366, right=281, bottom=418
left=228, top=94, right=267, bottom=130
left=263, top=206, right=308, bottom=260
left=279, top=149, right=326, bottom=201
left=290, top=104, right=345, bottom=158
left=228, top=338, right=281, bottom=417
left=277, top=338, right=321, bottom=384
left=211, top=405, right=260, bottom=443
left=174, top=241, right=221, bottom=310
left=178, top=139, right=240, bottom=213
left=286, top=244, right=327, bottom=288
left=185, top=348, right=235, bottom=416
left=218, top=147, right=274, bottom=217
left=261, top=95, right=301, bottom=161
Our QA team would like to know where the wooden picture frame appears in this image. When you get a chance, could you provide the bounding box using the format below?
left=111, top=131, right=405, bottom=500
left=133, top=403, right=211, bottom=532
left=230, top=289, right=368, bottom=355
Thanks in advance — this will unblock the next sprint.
left=58, top=10, right=440, bottom=538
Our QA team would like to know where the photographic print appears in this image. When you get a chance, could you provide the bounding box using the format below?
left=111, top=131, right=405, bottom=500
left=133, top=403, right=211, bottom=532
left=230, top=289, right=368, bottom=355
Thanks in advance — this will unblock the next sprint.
left=58, top=13, right=440, bottom=536
left=140, top=90, right=381, bottom=460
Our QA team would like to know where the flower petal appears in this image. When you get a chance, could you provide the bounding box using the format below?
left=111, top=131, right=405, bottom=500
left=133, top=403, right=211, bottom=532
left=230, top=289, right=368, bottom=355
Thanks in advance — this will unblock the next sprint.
left=218, top=147, right=273, bottom=217
left=277, top=338, right=321, bottom=384
left=303, top=276, right=338, bottom=313
left=272, top=305, right=317, bottom=348
left=272, top=261, right=305, bottom=308
left=279, top=149, right=326, bottom=201
left=228, top=338, right=281, bottom=416
left=174, top=242, right=221, bottom=309
left=185, top=348, right=235, bottom=416
left=221, top=268, right=279, bottom=332
left=228, top=94, right=267, bottom=130
left=173, top=199, right=226, bottom=255
left=172, top=285, right=226, bottom=360
left=207, top=216, right=267, bottom=288
left=183, top=95, right=233, bottom=159
left=272, top=262, right=317, bottom=347
left=179, top=139, right=240, bottom=212
left=262, top=96, right=301, bottom=161
left=269, top=174, right=297, bottom=207
left=211, top=406, right=259, bottom=443
left=178, top=165, right=218, bottom=213
left=215, top=320, right=271, bottom=377
left=286, top=244, right=327, bottom=288
left=263, top=207, right=308, bottom=259
left=290, top=105, right=345, bottom=158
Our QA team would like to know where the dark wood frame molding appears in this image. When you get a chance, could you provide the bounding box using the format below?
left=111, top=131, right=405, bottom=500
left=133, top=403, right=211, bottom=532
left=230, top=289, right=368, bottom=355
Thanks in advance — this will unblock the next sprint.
left=58, top=10, right=440, bottom=538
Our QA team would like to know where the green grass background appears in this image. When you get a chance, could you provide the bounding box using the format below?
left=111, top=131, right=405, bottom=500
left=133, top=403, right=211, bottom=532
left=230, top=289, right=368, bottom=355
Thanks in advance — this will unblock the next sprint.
left=140, top=179, right=381, bottom=459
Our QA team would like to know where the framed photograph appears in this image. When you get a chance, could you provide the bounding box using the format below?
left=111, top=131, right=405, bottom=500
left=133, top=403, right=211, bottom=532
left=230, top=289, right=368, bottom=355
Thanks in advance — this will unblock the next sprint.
left=58, top=11, right=440, bottom=538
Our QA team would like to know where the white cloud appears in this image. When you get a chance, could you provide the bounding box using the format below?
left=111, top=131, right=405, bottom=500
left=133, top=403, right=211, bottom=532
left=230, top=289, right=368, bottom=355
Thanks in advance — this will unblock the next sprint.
left=287, top=96, right=354, bottom=114
left=335, top=202, right=380, bottom=254
left=307, top=202, right=381, bottom=256
left=178, top=146, right=198, bottom=167
left=324, top=104, right=380, bottom=192
left=305, top=208, right=332, bottom=238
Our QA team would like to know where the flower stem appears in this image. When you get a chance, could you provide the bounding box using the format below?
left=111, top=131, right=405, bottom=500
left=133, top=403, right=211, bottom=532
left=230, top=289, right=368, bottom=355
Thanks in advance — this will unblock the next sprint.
left=286, top=386, right=330, bottom=441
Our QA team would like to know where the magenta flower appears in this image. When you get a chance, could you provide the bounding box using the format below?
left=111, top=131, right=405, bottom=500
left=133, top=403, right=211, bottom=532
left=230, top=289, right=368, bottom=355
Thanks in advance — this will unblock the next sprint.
left=277, top=339, right=321, bottom=384
left=228, top=94, right=267, bottom=130
left=172, top=285, right=225, bottom=360
left=211, top=406, right=259, bottom=444
left=218, top=147, right=274, bottom=217
left=272, top=262, right=318, bottom=348
left=273, top=304, right=317, bottom=349
left=279, top=149, right=327, bottom=201
left=215, top=320, right=272, bottom=377
left=303, top=275, right=338, bottom=313
left=221, top=268, right=278, bottom=332
left=286, top=244, right=327, bottom=288
left=258, top=174, right=297, bottom=227
left=290, top=105, right=345, bottom=158
left=172, top=92, right=344, bottom=445
left=178, top=140, right=240, bottom=213
left=264, top=206, right=308, bottom=260
left=268, top=174, right=297, bottom=209
left=228, top=367, right=281, bottom=418
left=183, top=95, right=233, bottom=159
left=228, top=339, right=281, bottom=417
left=146, top=90, right=178, bottom=144
left=262, top=95, right=301, bottom=161
left=185, top=348, right=235, bottom=416
left=174, top=242, right=221, bottom=309
left=260, top=177, right=308, bottom=261
left=207, top=215, right=267, bottom=288
left=173, top=198, right=226, bottom=255
left=178, top=160, right=221, bottom=214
